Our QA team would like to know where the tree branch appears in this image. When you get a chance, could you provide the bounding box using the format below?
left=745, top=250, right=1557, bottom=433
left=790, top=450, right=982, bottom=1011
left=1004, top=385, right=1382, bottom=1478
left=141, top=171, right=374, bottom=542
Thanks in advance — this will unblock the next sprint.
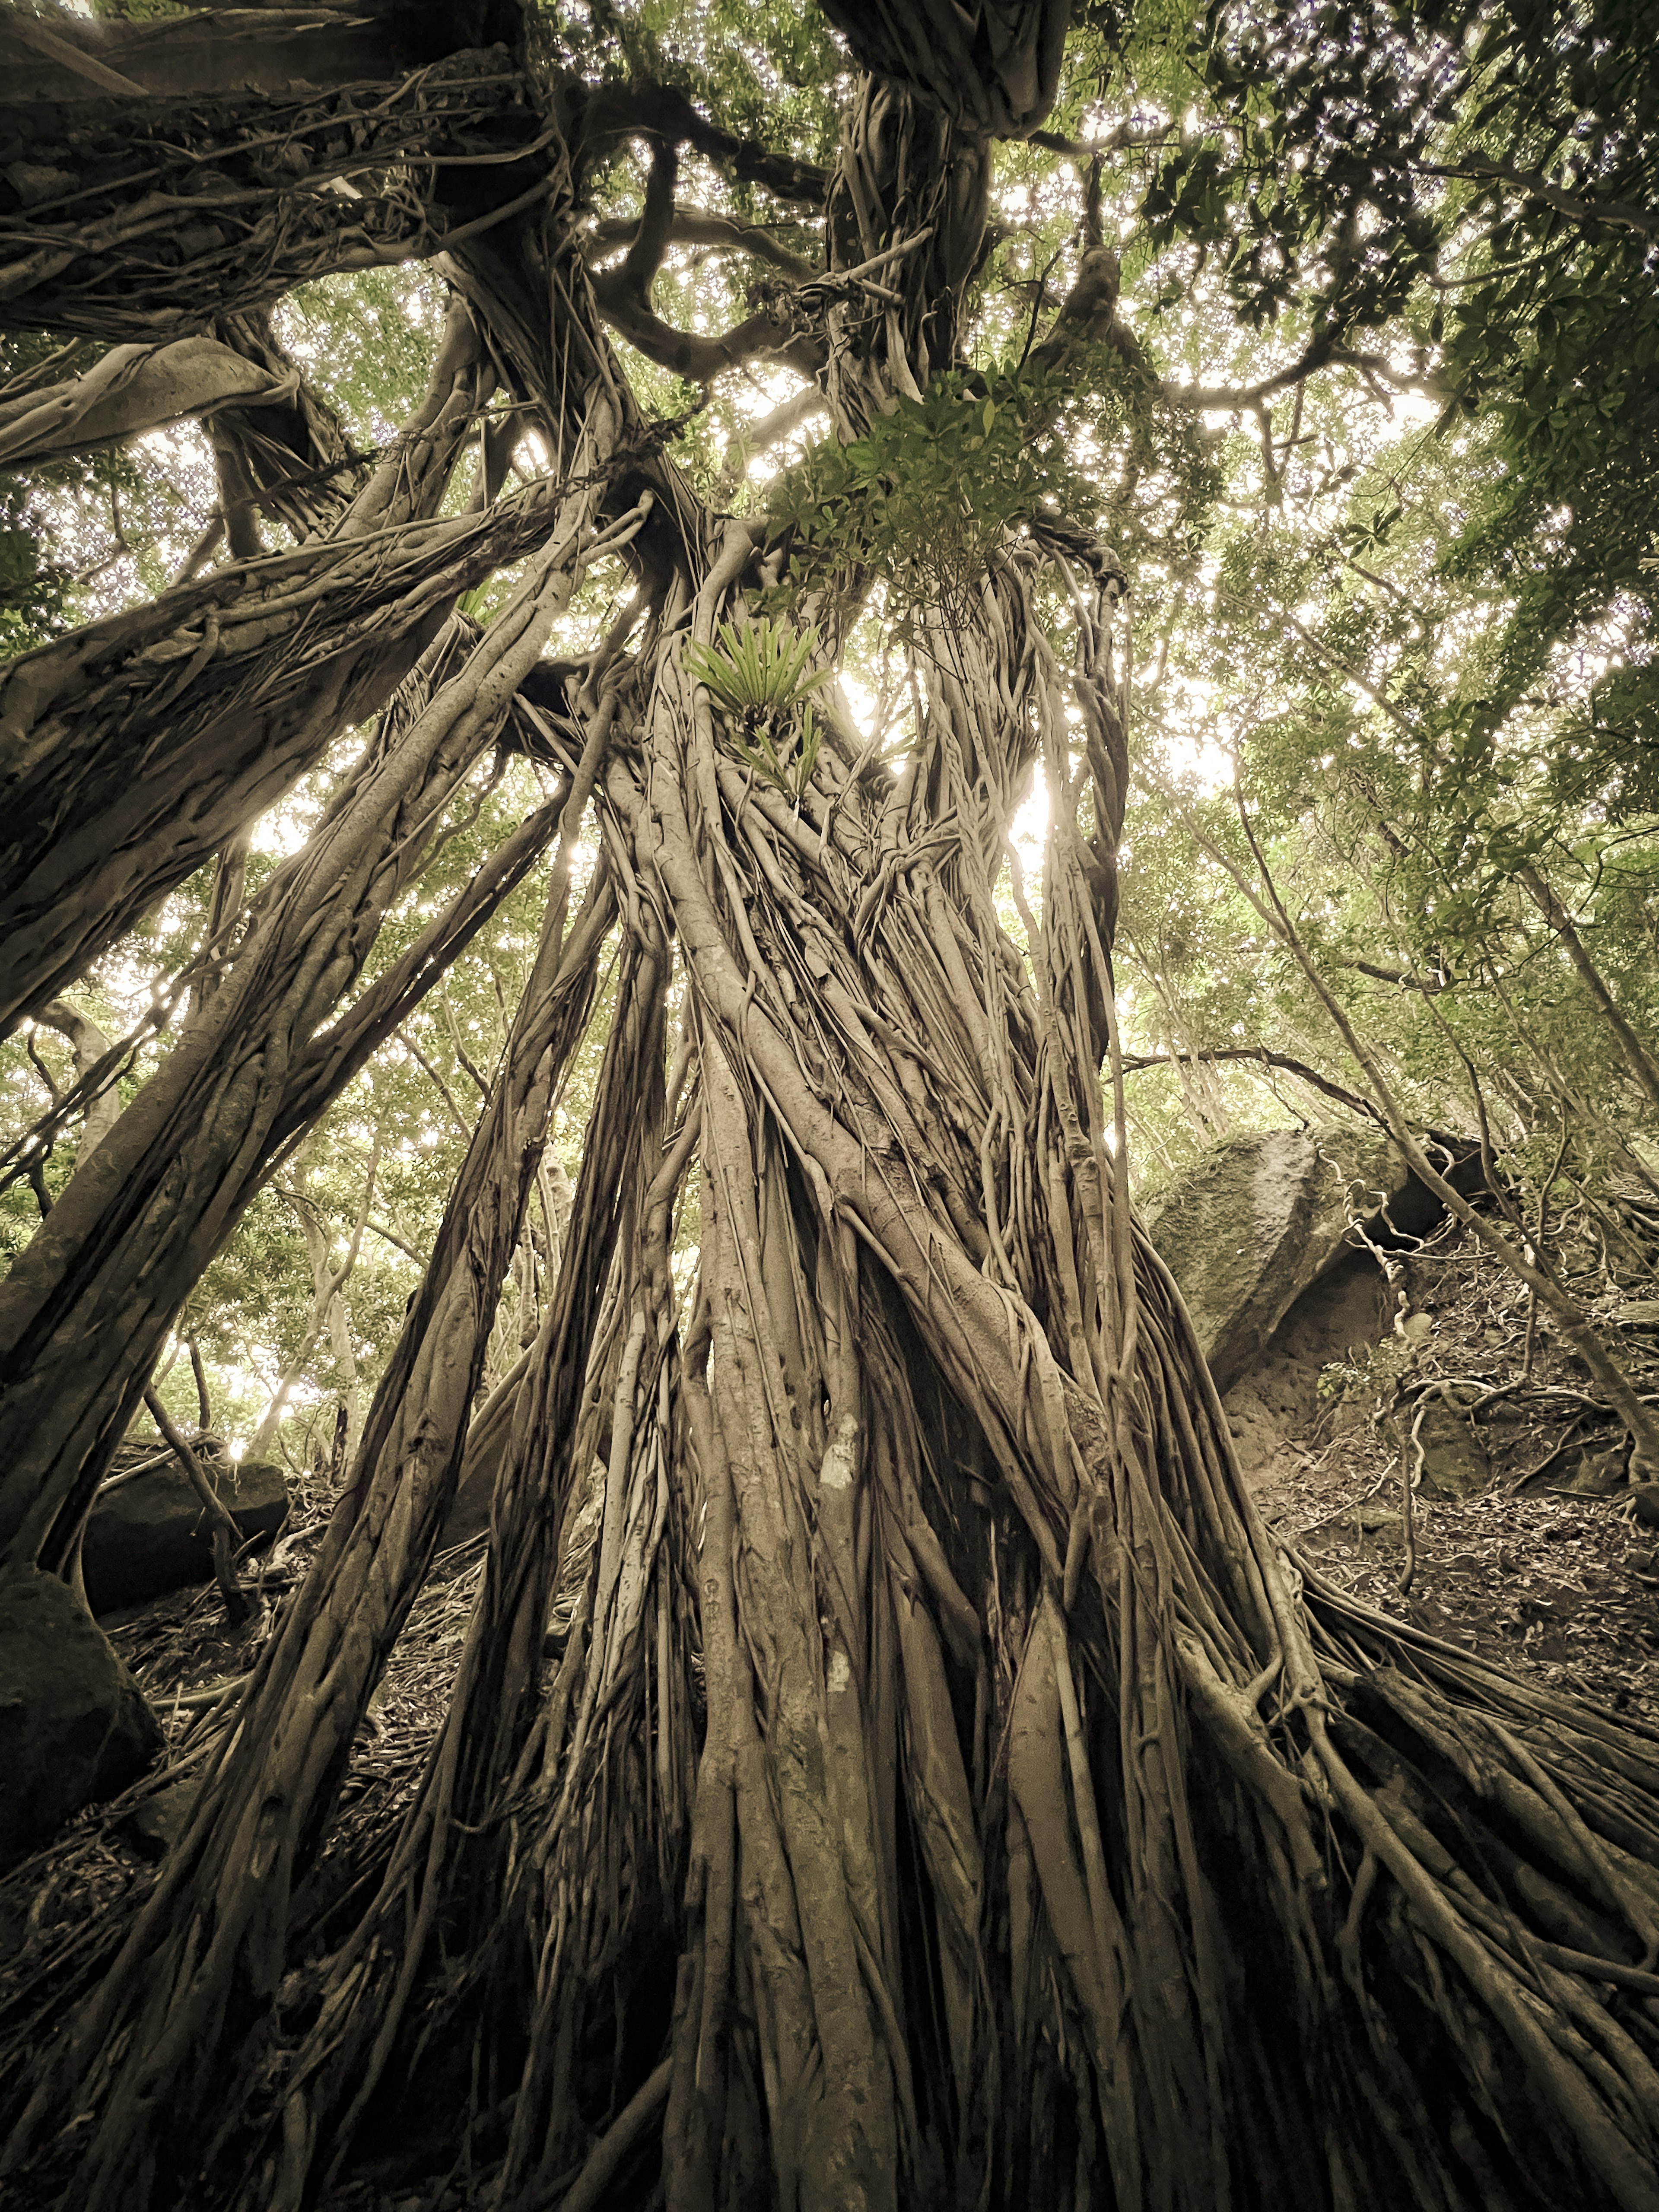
left=1121, top=1046, right=1391, bottom=1128
left=35, top=999, right=123, bottom=1162
left=619, top=136, right=680, bottom=304
left=1164, top=335, right=1340, bottom=412
left=2, top=12, right=143, bottom=95
left=365, top=1218, right=426, bottom=1267
left=588, top=206, right=818, bottom=286
left=142, top=1383, right=249, bottom=1627
left=395, top=1027, right=477, bottom=1141
left=1417, top=156, right=1659, bottom=238
left=1518, top=862, right=1659, bottom=1116
left=588, top=270, right=822, bottom=384
left=267, top=796, right=569, bottom=1160
left=1345, top=959, right=1446, bottom=993
left=0, top=65, right=509, bottom=338
left=1162, top=334, right=1447, bottom=414
left=716, top=386, right=828, bottom=496
left=586, top=136, right=823, bottom=398
left=0, top=335, right=292, bottom=475
left=578, top=81, right=829, bottom=208
left=1031, top=122, right=1176, bottom=159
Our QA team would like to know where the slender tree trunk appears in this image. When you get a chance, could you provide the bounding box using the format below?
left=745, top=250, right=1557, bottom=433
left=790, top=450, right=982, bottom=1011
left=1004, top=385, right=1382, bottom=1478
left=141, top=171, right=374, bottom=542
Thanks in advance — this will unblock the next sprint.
left=263, top=909, right=677, bottom=2207
left=254, top=1124, right=384, bottom=1465
left=33, top=999, right=122, bottom=1166
left=1519, top=861, right=1659, bottom=1118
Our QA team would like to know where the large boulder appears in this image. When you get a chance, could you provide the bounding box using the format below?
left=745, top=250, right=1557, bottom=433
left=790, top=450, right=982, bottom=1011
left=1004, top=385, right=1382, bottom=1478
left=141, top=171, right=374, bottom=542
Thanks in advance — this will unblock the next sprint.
left=1216, top=1246, right=1397, bottom=1488
left=83, top=1456, right=289, bottom=1617
left=0, top=1571, right=162, bottom=1862
left=1144, top=1129, right=1428, bottom=1395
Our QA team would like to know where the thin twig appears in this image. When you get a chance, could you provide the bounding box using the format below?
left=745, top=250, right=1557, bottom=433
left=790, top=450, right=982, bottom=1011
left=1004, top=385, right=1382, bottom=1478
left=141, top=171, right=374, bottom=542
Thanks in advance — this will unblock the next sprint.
left=141, top=1386, right=249, bottom=1628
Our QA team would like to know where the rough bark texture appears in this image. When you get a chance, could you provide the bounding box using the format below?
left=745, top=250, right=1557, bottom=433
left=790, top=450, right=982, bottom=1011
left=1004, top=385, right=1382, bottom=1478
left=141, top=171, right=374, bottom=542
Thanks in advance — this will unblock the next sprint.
left=0, top=46, right=540, bottom=337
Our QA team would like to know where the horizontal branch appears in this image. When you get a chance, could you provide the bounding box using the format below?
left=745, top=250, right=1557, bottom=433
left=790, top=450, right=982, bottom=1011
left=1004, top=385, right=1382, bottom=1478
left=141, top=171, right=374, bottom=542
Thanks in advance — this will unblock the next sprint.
left=1030, top=121, right=1176, bottom=159
left=718, top=386, right=828, bottom=495
left=588, top=206, right=818, bottom=285
left=577, top=80, right=829, bottom=209
left=1122, top=1049, right=1475, bottom=1166
left=0, top=334, right=293, bottom=474
left=0, top=6, right=456, bottom=105
left=589, top=268, right=822, bottom=385
left=1164, top=335, right=1448, bottom=415
left=1163, top=335, right=1341, bottom=412
left=1121, top=1044, right=1388, bottom=1125
left=1345, top=959, right=1446, bottom=994
left=1416, top=155, right=1658, bottom=238
left=0, top=52, right=544, bottom=340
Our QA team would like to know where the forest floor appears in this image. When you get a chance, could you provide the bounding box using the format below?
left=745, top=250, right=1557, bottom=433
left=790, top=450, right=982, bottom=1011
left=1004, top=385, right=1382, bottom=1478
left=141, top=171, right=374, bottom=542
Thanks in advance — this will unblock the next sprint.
left=1247, top=1215, right=1659, bottom=1722
left=0, top=1474, right=487, bottom=1996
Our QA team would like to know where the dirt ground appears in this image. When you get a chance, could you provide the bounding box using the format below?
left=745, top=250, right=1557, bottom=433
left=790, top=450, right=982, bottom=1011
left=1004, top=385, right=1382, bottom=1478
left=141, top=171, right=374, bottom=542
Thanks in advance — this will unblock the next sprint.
left=0, top=1466, right=486, bottom=1989
left=1237, top=1217, right=1659, bottom=1721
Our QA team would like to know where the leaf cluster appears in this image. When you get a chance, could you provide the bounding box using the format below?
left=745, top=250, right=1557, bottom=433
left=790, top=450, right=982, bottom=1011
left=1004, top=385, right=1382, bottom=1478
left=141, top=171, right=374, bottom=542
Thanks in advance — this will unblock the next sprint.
left=765, top=368, right=1068, bottom=626
left=685, top=616, right=830, bottom=800
left=1128, top=0, right=1659, bottom=713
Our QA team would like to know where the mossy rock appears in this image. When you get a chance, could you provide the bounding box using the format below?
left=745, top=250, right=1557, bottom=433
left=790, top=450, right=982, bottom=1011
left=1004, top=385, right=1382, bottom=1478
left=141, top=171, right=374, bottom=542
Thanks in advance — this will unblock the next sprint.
left=1416, top=1398, right=1491, bottom=1500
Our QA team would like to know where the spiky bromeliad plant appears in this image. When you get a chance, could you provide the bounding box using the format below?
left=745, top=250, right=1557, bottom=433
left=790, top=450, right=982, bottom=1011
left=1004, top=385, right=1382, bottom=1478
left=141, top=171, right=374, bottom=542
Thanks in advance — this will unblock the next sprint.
left=683, top=615, right=830, bottom=803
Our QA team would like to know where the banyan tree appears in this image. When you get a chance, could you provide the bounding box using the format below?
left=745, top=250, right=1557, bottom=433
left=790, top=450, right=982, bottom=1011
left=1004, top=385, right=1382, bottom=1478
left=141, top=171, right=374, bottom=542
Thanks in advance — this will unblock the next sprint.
left=4, top=3, right=1659, bottom=2209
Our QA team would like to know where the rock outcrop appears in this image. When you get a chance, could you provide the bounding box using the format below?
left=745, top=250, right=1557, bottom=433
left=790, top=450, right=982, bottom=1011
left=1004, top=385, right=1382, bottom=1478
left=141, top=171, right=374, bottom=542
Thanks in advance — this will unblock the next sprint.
left=1214, top=1246, right=1398, bottom=1487
left=1144, top=1128, right=1428, bottom=1395
left=82, top=1456, right=289, bottom=1616
left=0, top=1571, right=161, bottom=1862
